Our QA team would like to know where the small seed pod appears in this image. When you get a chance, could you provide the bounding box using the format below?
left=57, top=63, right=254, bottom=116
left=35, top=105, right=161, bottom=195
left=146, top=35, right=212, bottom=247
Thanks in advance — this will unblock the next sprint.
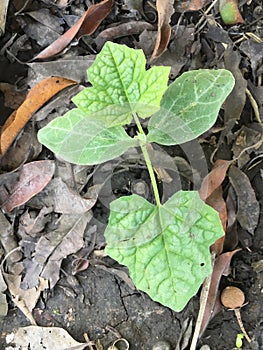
left=221, top=286, right=245, bottom=309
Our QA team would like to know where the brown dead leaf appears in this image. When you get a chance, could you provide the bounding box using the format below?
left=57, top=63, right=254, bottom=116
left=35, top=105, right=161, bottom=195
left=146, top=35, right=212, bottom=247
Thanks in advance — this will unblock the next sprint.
left=20, top=207, right=52, bottom=236
left=0, top=210, right=23, bottom=265
left=3, top=274, right=48, bottom=325
left=0, top=122, right=42, bottom=172
left=0, top=83, right=27, bottom=109
left=175, top=0, right=212, bottom=12
left=0, top=270, right=8, bottom=317
left=21, top=213, right=92, bottom=289
left=34, top=0, right=113, bottom=60
left=199, top=159, right=232, bottom=201
left=0, top=77, right=77, bottom=155
left=206, top=187, right=227, bottom=255
left=95, top=21, right=155, bottom=49
left=199, top=160, right=232, bottom=255
left=51, top=177, right=98, bottom=214
left=0, top=160, right=55, bottom=212
left=6, top=326, right=89, bottom=349
left=0, top=0, right=9, bottom=35
left=229, top=165, right=260, bottom=234
left=224, top=46, right=247, bottom=122
left=199, top=249, right=241, bottom=337
left=150, top=0, right=174, bottom=60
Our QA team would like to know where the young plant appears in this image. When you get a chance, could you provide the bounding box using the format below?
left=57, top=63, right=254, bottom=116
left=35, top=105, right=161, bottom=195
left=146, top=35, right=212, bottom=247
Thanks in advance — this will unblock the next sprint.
left=38, top=42, right=235, bottom=311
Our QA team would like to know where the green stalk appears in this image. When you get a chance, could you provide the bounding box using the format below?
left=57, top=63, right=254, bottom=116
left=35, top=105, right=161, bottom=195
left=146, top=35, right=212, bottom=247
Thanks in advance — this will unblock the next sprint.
left=133, top=113, right=161, bottom=206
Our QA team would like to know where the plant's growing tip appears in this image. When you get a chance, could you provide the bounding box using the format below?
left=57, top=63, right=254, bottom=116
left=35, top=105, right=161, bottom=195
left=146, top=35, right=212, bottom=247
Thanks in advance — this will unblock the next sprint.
left=38, top=41, right=235, bottom=311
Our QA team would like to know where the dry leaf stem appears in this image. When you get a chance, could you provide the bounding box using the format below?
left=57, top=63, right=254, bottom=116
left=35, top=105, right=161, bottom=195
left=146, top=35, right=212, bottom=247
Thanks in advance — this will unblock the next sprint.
left=189, top=253, right=216, bottom=350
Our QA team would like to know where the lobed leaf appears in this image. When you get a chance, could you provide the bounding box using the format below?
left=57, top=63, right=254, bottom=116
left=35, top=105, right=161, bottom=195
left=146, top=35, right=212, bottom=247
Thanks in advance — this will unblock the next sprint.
left=72, top=41, right=170, bottom=127
left=38, top=109, right=137, bottom=165
left=147, top=69, right=235, bottom=145
left=105, top=191, right=224, bottom=311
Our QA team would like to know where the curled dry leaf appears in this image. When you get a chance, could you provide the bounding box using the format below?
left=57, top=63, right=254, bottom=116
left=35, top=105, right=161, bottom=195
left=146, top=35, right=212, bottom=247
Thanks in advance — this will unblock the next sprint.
left=0, top=160, right=55, bottom=212
left=150, top=0, right=174, bottom=60
left=33, top=0, right=113, bottom=60
left=95, top=21, right=154, bottom=49
left=0, top=77, right=77, bottom=155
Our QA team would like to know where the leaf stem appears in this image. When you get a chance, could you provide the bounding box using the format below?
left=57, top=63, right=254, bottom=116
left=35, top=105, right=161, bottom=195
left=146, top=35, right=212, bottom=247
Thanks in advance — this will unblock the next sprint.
left=133, top=113, right=161, bottom=206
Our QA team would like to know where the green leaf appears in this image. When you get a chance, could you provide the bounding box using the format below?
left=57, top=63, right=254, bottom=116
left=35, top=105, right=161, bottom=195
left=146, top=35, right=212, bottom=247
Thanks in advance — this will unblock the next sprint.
left=147, top=69, right=235, bottom=145
left=38, top=109, right=137, bottom=165
left=105, top=191, right=224, bottom=312
left=72, top=41, right=170, bottom=127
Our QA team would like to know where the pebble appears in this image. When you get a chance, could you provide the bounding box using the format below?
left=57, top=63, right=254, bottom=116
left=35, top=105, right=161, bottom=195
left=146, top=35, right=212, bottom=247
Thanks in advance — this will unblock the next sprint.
left=152, top=340, right=171, bottom=350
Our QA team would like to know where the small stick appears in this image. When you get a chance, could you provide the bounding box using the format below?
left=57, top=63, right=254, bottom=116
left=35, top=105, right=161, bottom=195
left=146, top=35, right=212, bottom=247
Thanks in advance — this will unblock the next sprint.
left=189, top=253, right=216, bottom=350
left=234, top=309, right=252, bottom=343
left=246, top=88, right=262, bottom=124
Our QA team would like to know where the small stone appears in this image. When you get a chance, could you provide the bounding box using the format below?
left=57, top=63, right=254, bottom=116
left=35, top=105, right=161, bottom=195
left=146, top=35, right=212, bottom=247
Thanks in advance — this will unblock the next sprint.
left=152, top=340, right=171, bottom=350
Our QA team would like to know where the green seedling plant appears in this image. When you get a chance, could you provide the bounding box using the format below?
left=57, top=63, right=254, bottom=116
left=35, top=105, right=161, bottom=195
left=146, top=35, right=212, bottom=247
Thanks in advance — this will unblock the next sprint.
left=38, top=42, right=235, bottom=311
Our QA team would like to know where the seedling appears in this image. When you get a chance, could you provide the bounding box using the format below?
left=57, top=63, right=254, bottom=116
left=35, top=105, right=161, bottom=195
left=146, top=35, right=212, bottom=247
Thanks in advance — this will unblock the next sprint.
left=38, top=42, right=235, bottom=311
left=235, top=333, right=244, bottom=349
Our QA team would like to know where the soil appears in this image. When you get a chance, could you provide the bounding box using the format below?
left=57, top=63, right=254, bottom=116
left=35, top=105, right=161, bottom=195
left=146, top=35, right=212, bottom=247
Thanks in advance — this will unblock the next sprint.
left=0, top=1, right=263, bottom=350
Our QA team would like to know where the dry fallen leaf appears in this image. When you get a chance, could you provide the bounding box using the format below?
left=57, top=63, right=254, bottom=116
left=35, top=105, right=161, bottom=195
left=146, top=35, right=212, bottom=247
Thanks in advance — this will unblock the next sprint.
left=34, top=0, right=113, bottom=60
left=0, top=0, right=10, bottom=35
left=229, top=165, right=260, bottom=234
left=3, top=274, right=48, bottom=325
left=0, top=270, right=8, bottom=317
left=0, top=83, right=27, bottom=109
left=174, top=0, right=212, bottom=12
left=50, top=177, right=98, bottom=214
left=0, top=77, right=77, bottom=155
left=199, top=249, right=241, bottom=337
left=206, top=187, right=227, bottom=255
left=199, top=160, right=232, bottom=255
left=219, top=0, right=245, bottom=25
left=224, top=46, right=247, bottom=122
left=21, top=213, right=92, bottom=289
left=151, top=0, right=174, bottom=60
left=95, top=21, right=154, bottom=49
left=5, top=326, right=89, bottom=349
left=0, top=160, right=55, bottom=212
left=199, top=159, right=232, bottom=201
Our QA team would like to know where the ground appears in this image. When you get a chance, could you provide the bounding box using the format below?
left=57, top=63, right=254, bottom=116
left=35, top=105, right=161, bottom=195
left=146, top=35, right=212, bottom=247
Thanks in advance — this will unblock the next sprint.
left=0, top=1, right=262, bottom=349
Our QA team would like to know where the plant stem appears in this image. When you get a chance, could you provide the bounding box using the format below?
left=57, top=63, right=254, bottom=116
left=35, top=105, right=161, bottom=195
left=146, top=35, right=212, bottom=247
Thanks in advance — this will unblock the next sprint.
left=133, top=113, right=161, bottom=206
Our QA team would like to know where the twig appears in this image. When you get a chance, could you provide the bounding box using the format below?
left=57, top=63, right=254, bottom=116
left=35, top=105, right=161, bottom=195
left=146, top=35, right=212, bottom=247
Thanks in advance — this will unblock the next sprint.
left=189, top=253, right=216, bottom=350
left=234, top=309, right=252, bottom=343
left=246, top=88, right=262, bottom=124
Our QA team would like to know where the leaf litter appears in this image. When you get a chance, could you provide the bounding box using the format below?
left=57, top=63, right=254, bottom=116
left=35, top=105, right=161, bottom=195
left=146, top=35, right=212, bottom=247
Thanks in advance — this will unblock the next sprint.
left=0, top=0, right=262, bottom=349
